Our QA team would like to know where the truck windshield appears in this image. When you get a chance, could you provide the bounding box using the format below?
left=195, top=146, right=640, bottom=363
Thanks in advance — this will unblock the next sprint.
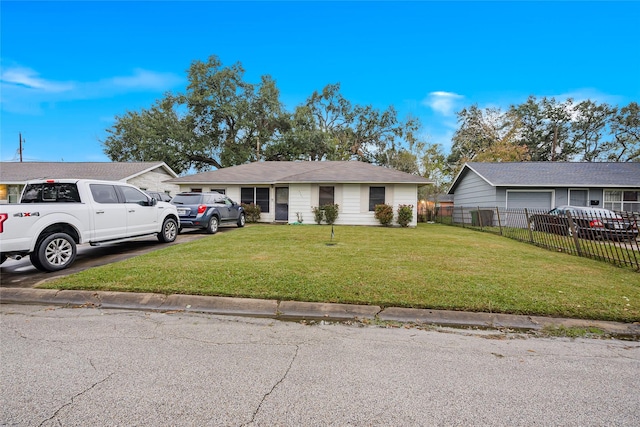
left=21, top=183, right=81, bottom=203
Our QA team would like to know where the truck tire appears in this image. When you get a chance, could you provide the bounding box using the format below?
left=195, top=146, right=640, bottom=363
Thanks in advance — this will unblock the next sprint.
left=32, top=232, right=77, bottom=272
left=237, top=212, right=246, bottom=228
left=157, top=217, right=178, bottom=243
left=206, top=216, right=219, bottom=234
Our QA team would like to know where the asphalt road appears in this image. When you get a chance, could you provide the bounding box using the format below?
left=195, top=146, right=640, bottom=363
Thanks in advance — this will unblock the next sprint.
left=0, top=228, right=220, bottom=288
left=2, top=304, right=639, bottom=426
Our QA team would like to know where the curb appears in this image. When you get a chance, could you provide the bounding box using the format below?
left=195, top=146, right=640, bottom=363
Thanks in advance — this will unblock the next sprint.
left=2, top=287, right=639, bottom=339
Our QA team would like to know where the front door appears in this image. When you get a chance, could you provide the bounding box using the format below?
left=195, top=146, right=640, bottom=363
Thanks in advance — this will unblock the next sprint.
left=275, top=187, right=289, bottom=221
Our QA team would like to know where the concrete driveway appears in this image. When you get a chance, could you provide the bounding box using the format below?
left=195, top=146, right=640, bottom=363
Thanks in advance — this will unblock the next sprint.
left=0, top=228, right=221, bottom=288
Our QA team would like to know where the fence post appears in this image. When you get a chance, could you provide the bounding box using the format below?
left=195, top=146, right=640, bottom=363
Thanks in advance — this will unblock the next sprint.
left=525, top=208, right=534, bottom=243
left=496, top=207, right=503, bottom=235
left=477, top=206, right=483, bottom=230
left=566, top=212, right=582, bottom=256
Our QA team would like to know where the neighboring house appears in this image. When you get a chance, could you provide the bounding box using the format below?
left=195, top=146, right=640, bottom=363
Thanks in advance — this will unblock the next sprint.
left=167, top=161, right=432, bottom=226
left=448, top=162, right=640, bottom=212
left=0, top=161, right=180, bottom=204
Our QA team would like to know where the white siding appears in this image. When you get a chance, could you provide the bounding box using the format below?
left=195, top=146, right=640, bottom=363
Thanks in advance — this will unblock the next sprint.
left=289, top=184, right=312, bottom=224
left=127, top=168, right=180, bottom=196
left=391, top=184, right=419, bottom=227
left=177, top=182, right=420, bottom=226
left=454, top=172, right=497, bottom=207
left=337, top=184, right=378, bottom=226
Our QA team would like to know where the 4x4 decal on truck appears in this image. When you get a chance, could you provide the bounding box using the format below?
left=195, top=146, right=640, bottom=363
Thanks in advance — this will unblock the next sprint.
left=13, top=212, right=40, bottom=217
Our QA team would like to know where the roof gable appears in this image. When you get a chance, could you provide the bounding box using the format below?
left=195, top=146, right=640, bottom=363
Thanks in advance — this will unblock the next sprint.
left=168, top=161, right=432, bottom=185
left=449, top=162, right=640, bottom=193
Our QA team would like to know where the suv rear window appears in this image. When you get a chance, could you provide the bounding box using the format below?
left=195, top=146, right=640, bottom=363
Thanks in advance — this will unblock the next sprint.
left=171, top=194, right=203, bottom=205
left=21, top=183, right=81, bottom=203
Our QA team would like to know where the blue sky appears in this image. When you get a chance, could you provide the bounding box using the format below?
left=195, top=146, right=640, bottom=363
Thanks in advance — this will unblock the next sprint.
left=1, top=1, right=639, bottom=166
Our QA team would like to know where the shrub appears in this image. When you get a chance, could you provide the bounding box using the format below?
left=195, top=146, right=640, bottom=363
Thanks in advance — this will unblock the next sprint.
left=374, top=204, right=394, bottom=226
left=312, top=206, right=324, bottom=224
left=397, top=204, right=414, bottom=227
left=322, top=204, right=339, bottom=225
left=312, top=204, right=340, bottom=225
left=242, top=203, right=261, bottom=223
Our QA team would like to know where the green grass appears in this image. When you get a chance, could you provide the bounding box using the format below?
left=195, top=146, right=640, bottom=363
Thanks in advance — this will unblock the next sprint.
left=40, top=223, right=640, bottom=322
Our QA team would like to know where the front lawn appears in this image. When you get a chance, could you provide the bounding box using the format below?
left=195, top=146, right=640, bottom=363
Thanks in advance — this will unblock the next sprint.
left=40, top=224, right=640, bottom=322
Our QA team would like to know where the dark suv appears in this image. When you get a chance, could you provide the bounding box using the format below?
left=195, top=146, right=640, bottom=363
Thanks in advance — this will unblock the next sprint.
left=171, top=192, right=245, bottom=234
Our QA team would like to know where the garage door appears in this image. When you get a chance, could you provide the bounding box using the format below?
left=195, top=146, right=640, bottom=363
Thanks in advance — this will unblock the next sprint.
left=506, top=191, right=553, bottom=209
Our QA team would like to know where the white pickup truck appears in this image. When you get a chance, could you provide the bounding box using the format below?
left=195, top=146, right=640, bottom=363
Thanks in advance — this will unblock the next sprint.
left=0, top=179, right=180, bottom=272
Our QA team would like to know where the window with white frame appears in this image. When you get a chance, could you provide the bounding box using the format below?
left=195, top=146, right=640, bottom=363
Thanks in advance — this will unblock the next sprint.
left=604, top=190, right=639, bottom=212
left=569, top=189, right=588, bottom=207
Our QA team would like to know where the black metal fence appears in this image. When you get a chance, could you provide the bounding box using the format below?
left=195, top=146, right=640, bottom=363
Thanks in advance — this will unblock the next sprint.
left=435, top=206, right=640, bottom=271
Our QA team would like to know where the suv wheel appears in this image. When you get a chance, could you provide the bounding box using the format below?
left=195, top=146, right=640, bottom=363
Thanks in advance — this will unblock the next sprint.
left=237, top=212, right=246, bottom=228
left=207, top=216, right=219, bottom=234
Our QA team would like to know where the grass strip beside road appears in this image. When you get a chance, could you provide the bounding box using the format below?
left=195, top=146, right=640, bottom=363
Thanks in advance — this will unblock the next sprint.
left=40, top=224, right=640, bottom=322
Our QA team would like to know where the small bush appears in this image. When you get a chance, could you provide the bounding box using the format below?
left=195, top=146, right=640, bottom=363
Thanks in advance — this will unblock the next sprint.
left=323, top=204, right=339, bottom=225
left=312, top=206, right=324, bottom=224
left=397, top=204, right=414, bottom=227
left=242, top=203, right=261, bottom=223
left=312, top=204, right=340, bottom=225
left=374, top=204, right=394, bottom=226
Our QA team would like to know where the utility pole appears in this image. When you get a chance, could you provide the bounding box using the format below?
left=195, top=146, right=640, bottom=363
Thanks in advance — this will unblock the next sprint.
left=19, top=132, right=24, bottom=162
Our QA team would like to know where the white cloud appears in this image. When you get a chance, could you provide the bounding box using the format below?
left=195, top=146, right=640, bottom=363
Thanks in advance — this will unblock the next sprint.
left=109, top=68, right=183, bottom=91
left=422, top=91, right=464, bottom=116
left=0, top=62, right=183, bottom=114
left=0, top=66, right=74, bottom=92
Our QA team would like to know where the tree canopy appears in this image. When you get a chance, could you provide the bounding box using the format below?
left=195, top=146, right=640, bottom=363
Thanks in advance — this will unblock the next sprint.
left=102, top=55, right=638, bottom=192
left=103, top=56, right=419, bottom=175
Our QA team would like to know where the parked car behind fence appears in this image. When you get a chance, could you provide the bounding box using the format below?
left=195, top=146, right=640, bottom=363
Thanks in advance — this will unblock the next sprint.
left=436, top=205, right=639, bottom=271
left=529, top=206, right=639, bottom=242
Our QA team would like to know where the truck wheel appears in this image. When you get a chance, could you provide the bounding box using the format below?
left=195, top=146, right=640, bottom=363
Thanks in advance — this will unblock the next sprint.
left=33, top=233, right=77, bottom=272
left=237, top=212, right=246, bottom=228
left=158, top=217, right=178, bottom=243
left=206, top=216, right=219, bottom=234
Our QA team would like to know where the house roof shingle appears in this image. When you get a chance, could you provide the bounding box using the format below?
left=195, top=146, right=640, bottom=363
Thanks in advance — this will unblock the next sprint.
left=168, top=161, right=432, bottom=185
left=0, top=162, right=177, bottom=183
left=449, top=162, right=640, bottom=193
